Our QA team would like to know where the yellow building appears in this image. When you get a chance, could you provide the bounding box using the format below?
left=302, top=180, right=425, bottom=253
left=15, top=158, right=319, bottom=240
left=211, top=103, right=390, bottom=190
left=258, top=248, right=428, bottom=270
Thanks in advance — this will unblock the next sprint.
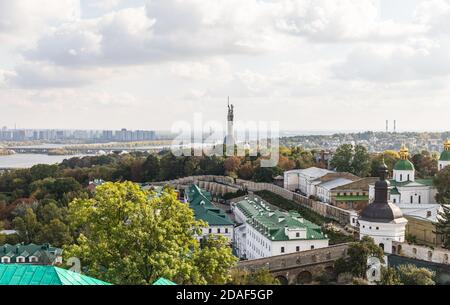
left=405, top=216, right=444, bottom=248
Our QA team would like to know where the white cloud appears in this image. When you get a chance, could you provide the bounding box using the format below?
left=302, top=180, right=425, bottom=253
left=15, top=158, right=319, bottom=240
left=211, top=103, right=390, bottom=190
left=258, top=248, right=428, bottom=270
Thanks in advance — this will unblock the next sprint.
left=276, top=0, right=424, bottom=42
left=0, top=0, right=80, bottom=46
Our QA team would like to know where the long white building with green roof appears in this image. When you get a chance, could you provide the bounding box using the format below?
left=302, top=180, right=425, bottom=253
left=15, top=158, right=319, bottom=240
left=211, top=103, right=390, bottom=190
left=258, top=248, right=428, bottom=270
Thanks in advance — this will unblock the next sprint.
left=232, top=196, right=328, bottom=260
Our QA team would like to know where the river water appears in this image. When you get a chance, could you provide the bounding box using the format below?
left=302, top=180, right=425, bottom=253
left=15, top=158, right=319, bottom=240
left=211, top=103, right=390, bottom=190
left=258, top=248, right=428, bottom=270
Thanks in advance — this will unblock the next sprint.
left=0, top=154, right=90, bottom=169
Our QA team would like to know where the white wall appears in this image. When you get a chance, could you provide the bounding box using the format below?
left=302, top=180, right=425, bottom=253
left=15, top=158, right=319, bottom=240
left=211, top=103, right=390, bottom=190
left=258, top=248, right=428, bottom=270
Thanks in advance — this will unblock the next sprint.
left=393, top=242, right=450, bottom=265
left=393, top=169, right=415, bottom=182
left=359, top=219, right=407, bottom=254
left=438, top=161, right=450, bottom=171
left=199, top=225, right=234, bottom=243
left=244, top=223, right=329, bottom=260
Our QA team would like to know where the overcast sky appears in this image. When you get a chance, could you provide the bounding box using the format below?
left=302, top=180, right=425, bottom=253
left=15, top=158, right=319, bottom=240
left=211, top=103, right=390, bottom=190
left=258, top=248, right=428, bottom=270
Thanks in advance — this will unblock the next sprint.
left=0, top=0, right=449, bottom=132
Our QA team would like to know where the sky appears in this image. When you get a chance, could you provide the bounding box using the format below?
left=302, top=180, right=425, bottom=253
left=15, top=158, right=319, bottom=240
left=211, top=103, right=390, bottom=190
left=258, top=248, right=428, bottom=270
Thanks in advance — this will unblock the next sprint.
left=0, top=0, right=449, bottom=132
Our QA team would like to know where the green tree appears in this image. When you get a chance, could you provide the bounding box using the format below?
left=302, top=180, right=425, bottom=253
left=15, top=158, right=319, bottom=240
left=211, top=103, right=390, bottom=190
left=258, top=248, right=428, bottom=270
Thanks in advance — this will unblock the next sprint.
left=412, top=151, right=438, bottom=178
left=435, top=166, right=450, bottom=249
left=379, top=267, right=402, bottom=285
left=194, top=236, right=238, bottom=285
left=330, top=144, right=353, bottom=173
left=37, top=219, right=72, bottom=247
left=334, top=236, right=384, bottom=278
left=351, top=145, right=371, bottom=177
left=64, top=182, right=236, bottom=285
left=12, top=208, right=42, bottom=244
left=397, top=264, right=435, bottom=285
left=371, top=150, right=400, bottom=177
left=30, top=164, right=58, bottom=181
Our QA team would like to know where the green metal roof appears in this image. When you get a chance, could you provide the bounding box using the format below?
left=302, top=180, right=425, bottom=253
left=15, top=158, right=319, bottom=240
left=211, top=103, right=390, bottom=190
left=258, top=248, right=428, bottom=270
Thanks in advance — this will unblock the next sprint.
left=440, top=150, right=450, bottom=161
left=390, top=187, right=400, bottom=195
left=0, top=244, right=62, bottom=264
left=335, top=195, right=369, bottom=202
left=153, top=277, right=177, bottom=285
left=0, top=264, right=111, bottom=285
left=393, top=159, right=415, bottom=171
left=186, top=185, right=233, bottom=226
left=236, top=197, right=327, bottom=241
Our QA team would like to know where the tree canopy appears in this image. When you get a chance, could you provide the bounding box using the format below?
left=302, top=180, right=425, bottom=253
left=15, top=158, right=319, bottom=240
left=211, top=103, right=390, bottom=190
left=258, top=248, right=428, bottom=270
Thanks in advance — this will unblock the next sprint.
left=64, top=182, right=237, bottom=285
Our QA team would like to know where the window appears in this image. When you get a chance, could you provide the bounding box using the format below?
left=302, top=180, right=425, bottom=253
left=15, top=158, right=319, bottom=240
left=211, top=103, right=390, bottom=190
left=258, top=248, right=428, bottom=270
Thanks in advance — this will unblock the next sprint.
left=393, top=198, right=396, bottom=203
left=296, top=232, right=300, bottom=238
left=1, top=257, right=10, bottom=263
left=16, top=257, right=25, bottom=263
left=296, top=246, right=300, bottom=252
left=400, top=174, right=403, bottom=181
left=411, top=196, right=413, bottom=204
left=419, top=196, right=421, bottom=204
left=412, top=248, right=417, bottom=255
left=427, top=211, right=432, bottom=218
left=281, top=247, right=285, bottom=253
left=376, top=227, right=379, bottom=230
left=217, top=228, right=221, bottom=234
left=208, top=228, right=212, bottom=234
left=407, top=174, right=410, bottom=181
left=311, top=245, right=315, bottom=250
left=29, top=257, right=38, bottom=263
left=225, top=228, right=229, bottom=234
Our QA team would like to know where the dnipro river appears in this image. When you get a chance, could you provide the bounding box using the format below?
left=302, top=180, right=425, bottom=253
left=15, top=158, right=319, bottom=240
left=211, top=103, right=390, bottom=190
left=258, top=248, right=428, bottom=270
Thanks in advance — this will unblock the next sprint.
left=0, top=153, right=91, bottom=169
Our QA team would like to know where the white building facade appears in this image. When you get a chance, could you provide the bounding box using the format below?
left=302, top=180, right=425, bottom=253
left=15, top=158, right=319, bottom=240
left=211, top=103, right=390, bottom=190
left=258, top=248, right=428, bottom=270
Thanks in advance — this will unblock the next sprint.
left=232, top=196, right=329, bottom=260
left=359, top=162, right=408, bottom=254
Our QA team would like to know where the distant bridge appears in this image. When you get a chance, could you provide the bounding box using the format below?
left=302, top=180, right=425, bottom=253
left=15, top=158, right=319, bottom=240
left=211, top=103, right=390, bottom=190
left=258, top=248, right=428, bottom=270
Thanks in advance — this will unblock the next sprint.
left=236, top=243, right=350, bottom=285
left=8, top=147, right=165, bottom=154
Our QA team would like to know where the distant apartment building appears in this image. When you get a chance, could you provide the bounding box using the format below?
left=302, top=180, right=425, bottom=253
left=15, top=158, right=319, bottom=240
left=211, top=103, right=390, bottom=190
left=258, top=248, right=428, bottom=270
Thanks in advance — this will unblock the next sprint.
left=185, top=185, right=234, bottom=243
left=0, top=244, right=63, bottom=265
left=232, top=196, right=328, bottom=260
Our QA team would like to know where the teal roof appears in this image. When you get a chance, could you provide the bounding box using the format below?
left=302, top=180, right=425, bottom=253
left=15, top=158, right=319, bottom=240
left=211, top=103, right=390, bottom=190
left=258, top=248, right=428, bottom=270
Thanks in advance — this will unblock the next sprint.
left=440, top=150, right=450, bottom=161
left=236, top=197, right=327, bottom=241
left=0, top=244, right=62, bottom=264
left=0, top=264, right=111, bottom=285
left=153, top=277, right=177, bottom=285
left=390, top=187, right=400, bottom=195
left=394, top=159, right=415, bottom=171
left=335, top=195, right=369, bottom=202
left=186, top=185, right=233, bottom=226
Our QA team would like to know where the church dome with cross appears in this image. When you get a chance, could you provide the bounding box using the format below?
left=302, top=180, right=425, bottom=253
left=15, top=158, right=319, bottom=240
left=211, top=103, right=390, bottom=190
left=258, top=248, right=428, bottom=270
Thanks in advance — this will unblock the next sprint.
left=393, top=145, right=415, bottom=182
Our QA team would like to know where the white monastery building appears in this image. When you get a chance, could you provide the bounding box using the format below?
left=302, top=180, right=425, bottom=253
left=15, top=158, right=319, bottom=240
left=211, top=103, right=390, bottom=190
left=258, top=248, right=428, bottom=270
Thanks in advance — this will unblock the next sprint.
left=231, top=196, right=329, bottom=260
left=359, top=161, right=408, bottom=254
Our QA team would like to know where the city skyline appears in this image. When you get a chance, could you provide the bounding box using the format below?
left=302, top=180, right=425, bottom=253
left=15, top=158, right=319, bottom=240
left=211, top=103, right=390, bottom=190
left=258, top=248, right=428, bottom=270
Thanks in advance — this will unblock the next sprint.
left=1, top=0, right=450, bottom=131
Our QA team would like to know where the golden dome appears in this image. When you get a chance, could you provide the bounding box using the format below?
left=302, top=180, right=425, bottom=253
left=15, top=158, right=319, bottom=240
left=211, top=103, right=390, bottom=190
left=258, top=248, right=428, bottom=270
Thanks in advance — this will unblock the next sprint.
left=399, top=144, right=409, bottom=160
left=444, top=140, right=450, bottom=151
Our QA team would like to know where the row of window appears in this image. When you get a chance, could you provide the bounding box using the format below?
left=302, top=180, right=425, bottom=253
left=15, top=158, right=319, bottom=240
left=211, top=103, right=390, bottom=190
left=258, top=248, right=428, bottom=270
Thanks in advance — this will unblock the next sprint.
left=392, top=195, right=422, bottom=204
left=362, top=225, right=380, bottom=230
left=280, top=245, right=315, bottom=254
left=1, top=256, right=38, bottom=263
left=208, top=227, right=229, bottom=234
left=337, top=192, right=367, bottom=197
